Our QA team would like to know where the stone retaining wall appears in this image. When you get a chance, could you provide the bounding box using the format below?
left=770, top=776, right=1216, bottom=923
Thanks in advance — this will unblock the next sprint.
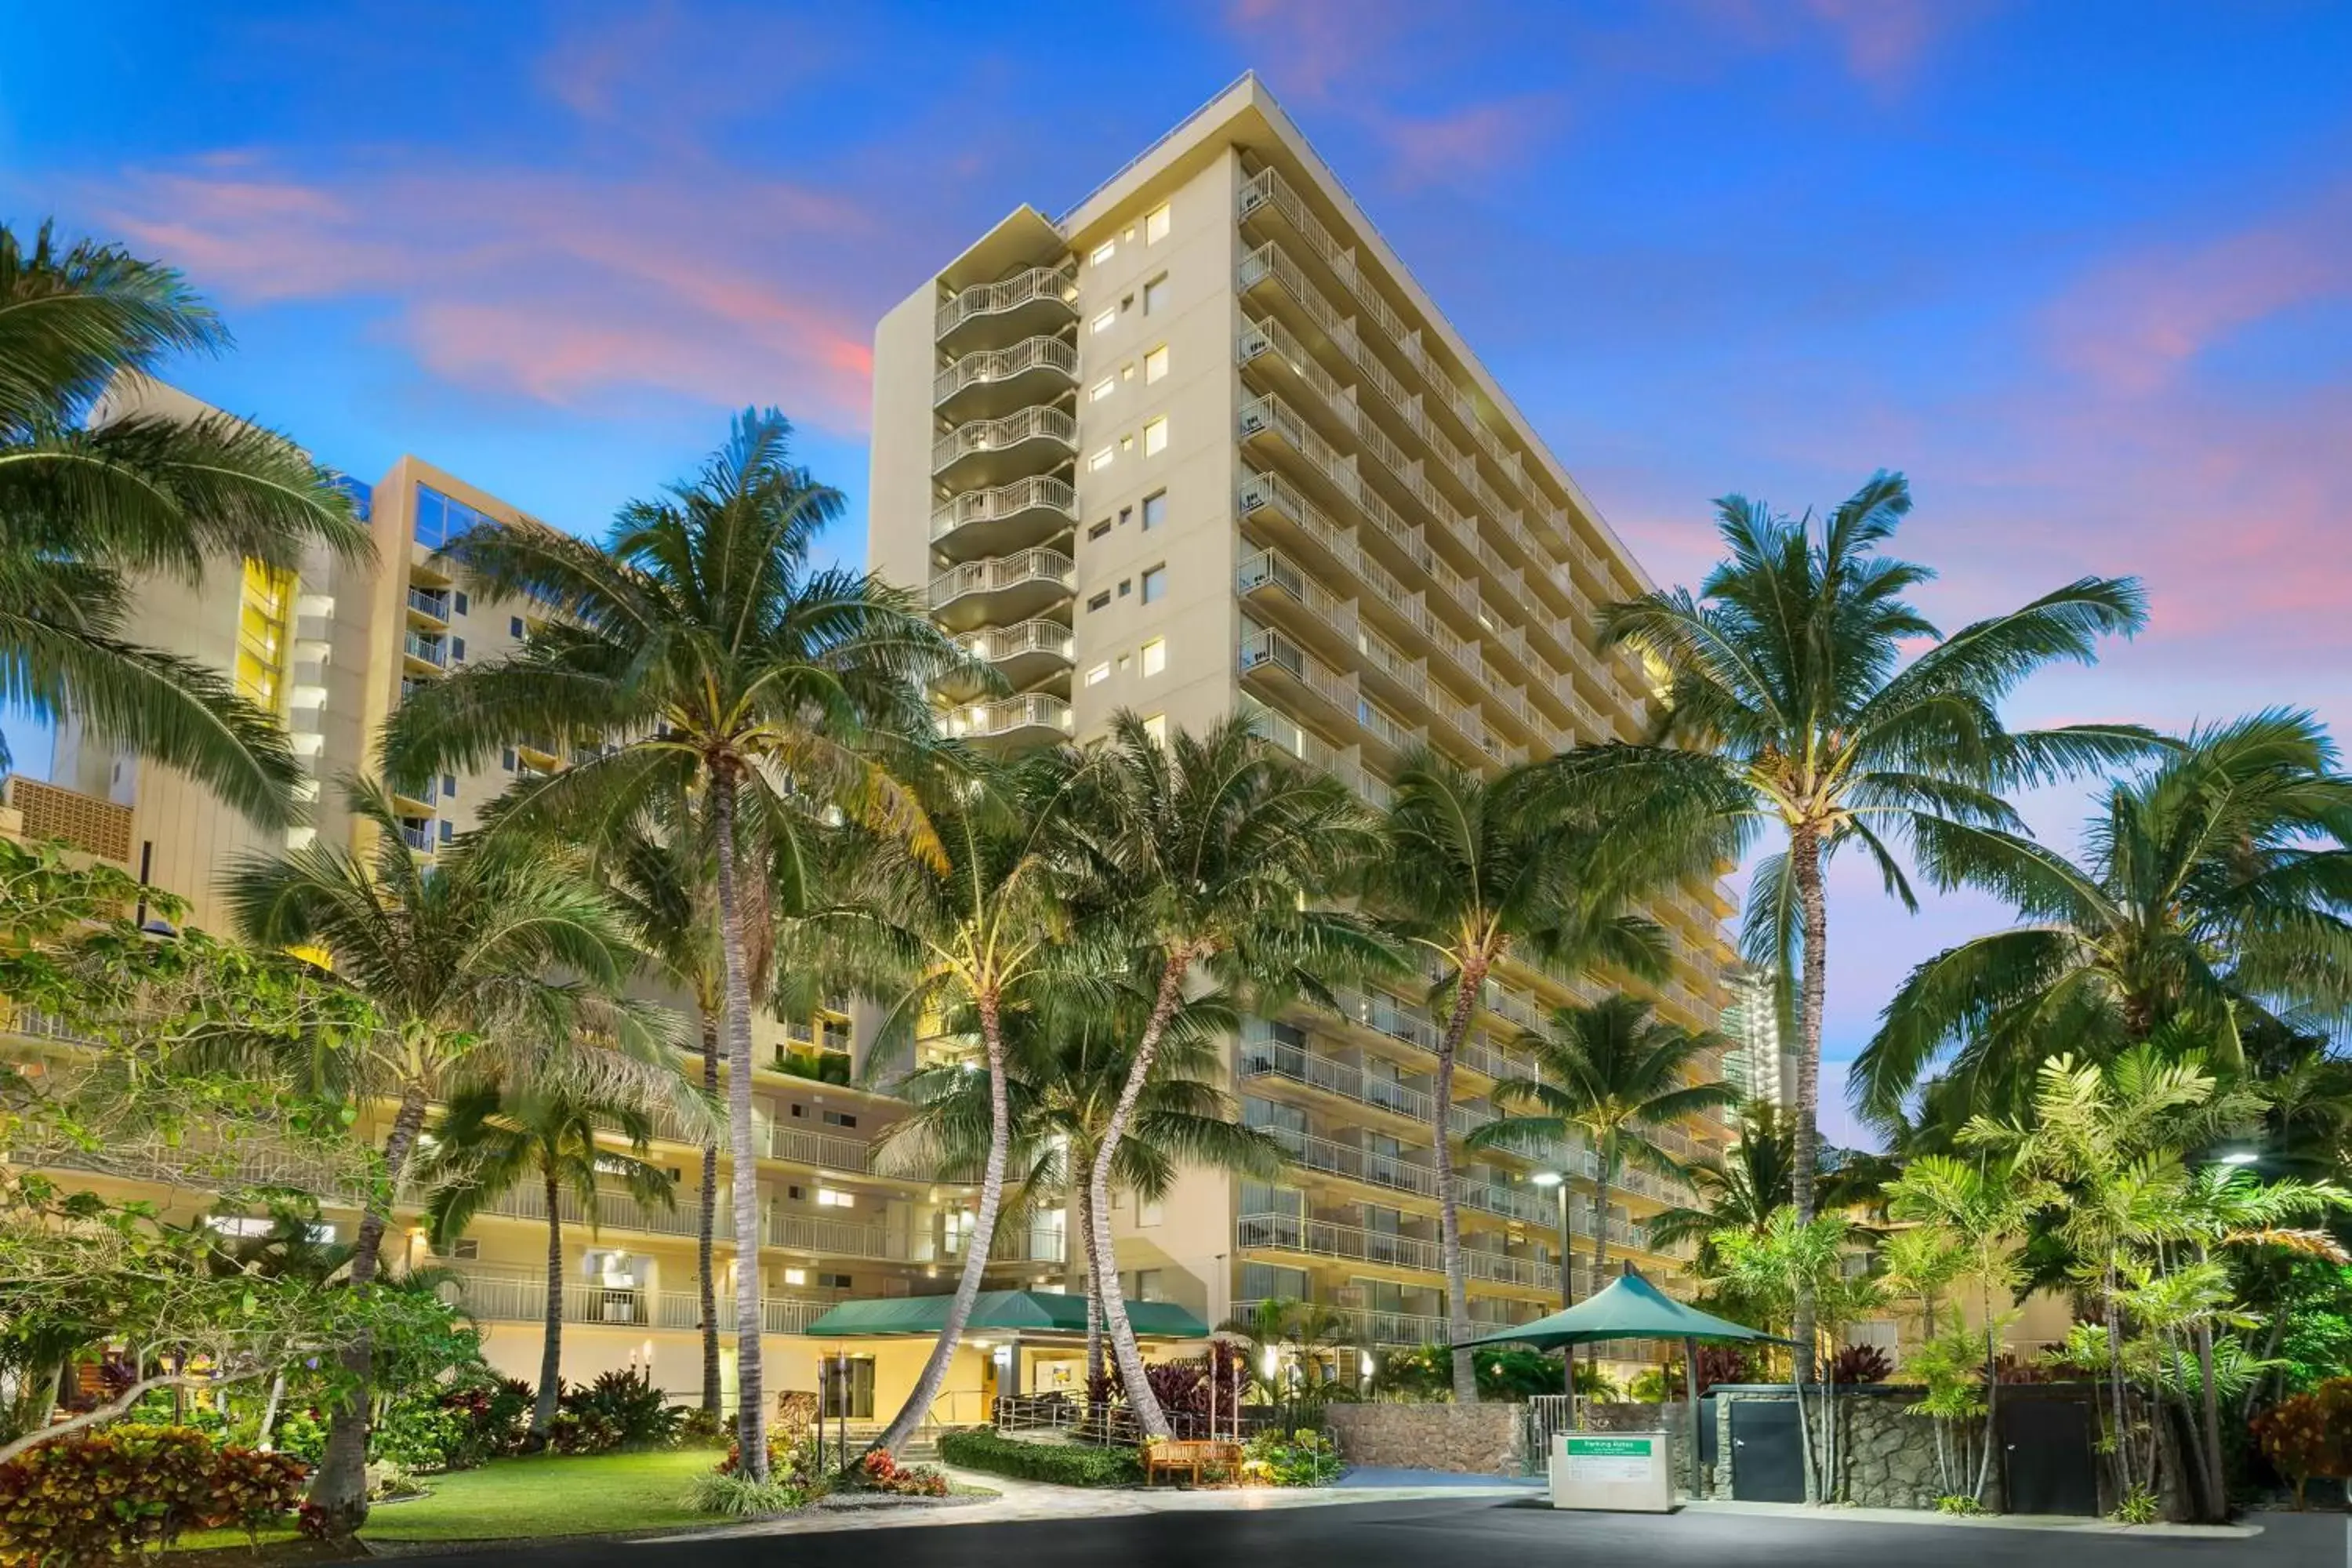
left=1707, top=1387, right=2008, bottom=1511
left=1323, top=1403, right=1527, bottom=1475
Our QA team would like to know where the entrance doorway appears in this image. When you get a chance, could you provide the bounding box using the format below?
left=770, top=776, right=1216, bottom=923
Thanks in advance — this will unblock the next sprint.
left=1728, top=1398, right=1806, bottom=1502
left=1998, top=1397, right=2099, bottom=1515
left=820, top=1355, right=874, bottom=1421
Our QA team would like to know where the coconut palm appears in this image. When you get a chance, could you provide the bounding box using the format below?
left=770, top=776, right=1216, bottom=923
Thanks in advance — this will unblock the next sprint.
left=1471, top=995, right=1734, bottom=1301
left=379, top=409, right=971, bottom=1477
left=1582, top=470, right=2151, bottom=1362
left=412, top=1080, right=674, bottom=1438
left=1064, top=713, right=1385, bottom=1435
left=1856, top=710, right=2352, bottom=1123
left=0, top=221, right=370, bottom=819
left=1645, top=1102, right=1885, bottom=1274
left=221, top=778, right=670, bottom=1530
left=1371, top=750, right=1713, bottom=1402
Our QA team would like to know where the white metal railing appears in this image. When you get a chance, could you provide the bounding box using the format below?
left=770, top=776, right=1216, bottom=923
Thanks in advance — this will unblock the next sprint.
left=1238, top=627, right=1354, bottom=713
left=926, top=548, right=1075, bottom=610
left=929, top=474, right=1078, bottom=541
left=1237, top=1212, right=1556, bottom=1290
left=1236, top=468, right=1360, bottom=579
left=1237, top=549, right=1358, bottom=645
left=766, top=1122, right=879, bottom=1173
left=1355, top=698, right=1417, bottom=753
left=935, top=265, right=1078, bottom=338
left=1241, top=1022, right=1432, bottom=1121
left=406, top=586, right=449, bottom=619
left=485, top=1180, right=708, bottom=1240
left=400, top=822, right=434, bottom=852
left=955, top=619, right=1075, bottom=666
left=945, top=693, right=1074, bottom=742
left=934, top=335, right=1078, bottom=404
left=1237, top=697, right=1387, bottom=810
left=766, top=1210, right=908, bottom=1261
left=931, top=406, right=1079, bottom=475
left=401, top=630, right=446, bottom=667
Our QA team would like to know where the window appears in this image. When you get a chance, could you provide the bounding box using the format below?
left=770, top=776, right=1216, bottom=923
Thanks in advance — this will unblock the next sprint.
left=1143, top=416, right=1167, bottom=456
left=1087, top=591, right=1111, bottom=612
left=1142, top=274, right=1168, bottom=314
left=1141, top=638, right=1167, bottom=677
left=438, top=819, right=454, bottom=843
left=822, top=1109, right=858, bottom=1129
left=815, top=1188, right=855, bottom=1208
left=1141, top=564, right=1167, bottom=604
left=783, top=1267, right=808, bottom=1287
left=1145, top=204, right=1171, bottom=244
left=1119, top=434, right=1134, bottom=452
left=1089, top=239, right=1116, bottom=265
left=818, top=1272, right=854, bottom=1291
left=1089, top=376, right=1115, bottom=402
left=1142, top=714, right=1167, bottom=746
left=510, top=615, right=524, bottom=637
left=1087, top=519, right=1112, bottom=541
left=1141, top=490, right=1167, bottom=531
left=441, top=774, right=457, bottom=797
left=1117, top=579, right=1132, bottom=597
left=1084, top=662, right=1110, bottom=687
left=1091, top=307, right=1116, bottom=335
left=449, top=635, right=466, bottom=662
left=1144, top=344, right=1169, bottom=383
left=1139, top=1196, right=1165, bottom=1225
left=501, top=747, right=517, bottom=771
left=412, top=484, right=490, bottom=550
left=453, top=591, right=469, bottom=615
left=1087, top=447, right=1115, bottom=472
left=1132, top=1269, right=1164, bottom=1302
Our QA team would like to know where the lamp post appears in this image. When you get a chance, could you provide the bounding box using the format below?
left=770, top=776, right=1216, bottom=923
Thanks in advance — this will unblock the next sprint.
left=1531, top=1171, right=1573, bottom=1310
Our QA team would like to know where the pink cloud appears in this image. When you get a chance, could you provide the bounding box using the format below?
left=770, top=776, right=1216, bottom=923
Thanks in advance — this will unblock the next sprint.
left=1366, top=95, right=1563, bottom=191
left=1799, top=0, right=1946, bottom=89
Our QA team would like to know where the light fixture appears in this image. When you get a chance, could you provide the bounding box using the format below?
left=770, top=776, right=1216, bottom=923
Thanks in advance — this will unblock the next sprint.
left=1530, top=1171, right=1564, bottom=1188
left=2217, top=1150, right=2260, bottom=1166
left=1261, top=1347, right=1279, bottom=1378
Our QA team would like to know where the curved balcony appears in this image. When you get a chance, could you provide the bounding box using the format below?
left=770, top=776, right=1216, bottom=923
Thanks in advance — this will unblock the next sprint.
left=953, top=619, right=1075, bottom=694
left=926, top=548, right=1075, bottom=633
left=934, top=335, right=1078, bottom=421
left=931, top=405, right=1078, bottom=492
left=930, top=474, right=1078, bottom=561
left=945, top=693, right=1073, bottom=748
left=935, top=264, right=1080, bottom=351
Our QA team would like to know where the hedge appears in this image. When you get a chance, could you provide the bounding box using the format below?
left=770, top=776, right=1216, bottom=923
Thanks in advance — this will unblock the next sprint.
left=935, top=1428, right=1142, bottom=1486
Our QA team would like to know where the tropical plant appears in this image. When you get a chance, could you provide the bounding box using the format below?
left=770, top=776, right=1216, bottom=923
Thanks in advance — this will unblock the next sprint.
left=0, top=221, right=371, bottom=821
left=1645, top=1102, right=1882, bottom=1283
left=1215, top=1296, right=1359, bottom=1429
left=1064, top=713, right=1383, bottom=1432
left=1370, top=749, right=1712, bottom=1401
left=380, top=409, right=971, bottom=1477
left=412, top=1080, right=673, bottom=1437
left=1857, top=711, right=2352, bottom=1123
left=1584, top=470, right=2150, bottom=1367
left=220, top=778, right=668, bottom=1530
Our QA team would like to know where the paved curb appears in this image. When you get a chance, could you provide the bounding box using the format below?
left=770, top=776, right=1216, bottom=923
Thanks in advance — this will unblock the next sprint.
left=1677, top=1499, right=2259, bottom=1538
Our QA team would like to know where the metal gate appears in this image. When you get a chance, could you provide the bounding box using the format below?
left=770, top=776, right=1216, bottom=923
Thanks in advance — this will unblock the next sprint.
left=1998, top=1398, right=2099, bottom=1516
left=1523, top=1395, right=1574, bottom=1473
left=1729, top=1398, right=1806, bottom=1502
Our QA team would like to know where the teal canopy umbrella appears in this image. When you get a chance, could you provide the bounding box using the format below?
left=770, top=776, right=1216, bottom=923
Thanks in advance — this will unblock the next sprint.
left=1462, top=1269, right=1784, bottom=1497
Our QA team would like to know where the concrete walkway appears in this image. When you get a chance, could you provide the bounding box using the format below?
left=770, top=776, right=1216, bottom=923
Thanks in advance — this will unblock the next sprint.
left=1679, top=1498, right=2260, bottom=1539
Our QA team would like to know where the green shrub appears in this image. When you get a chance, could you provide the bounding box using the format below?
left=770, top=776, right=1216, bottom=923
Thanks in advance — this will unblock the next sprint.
left=677, top=1407, right=728, bottom=1447
left=1241, top=1428, right=1343, bottom=1486
left=935, top=1428, right=1141, bottom=1486
left=550, top=1368, right=681, bottom=1454
left=687, top=1472, right=808, bottom=1516
left=0, top=1424, right=307, bottom=1567
left=371, top=1398, right=472, bottom=1473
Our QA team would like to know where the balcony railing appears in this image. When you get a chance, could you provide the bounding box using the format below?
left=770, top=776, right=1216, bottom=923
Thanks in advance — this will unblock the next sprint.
left=1242, top=1023, right=1431, bottom=1121
left=930, top=475, right=1078, bottom=542
left=926, top=549, right=1076, bottom=611
left=955, top=619, right=1075, bottom=666
left=402, top=631, right=447, bottom=668
left=399, top=822, right=434, bottom=852
left=1238, top=627, right=1356, bottom=717
left=1250, top=1123, right=1554, bottom=1225
left=931, top=406, right=1079, bottom=477
left=406, top=586, right=450, bottom=619
left=1236, top=548, right=1358, bottom=649
left=935, top=264, right=1079, bottom=339
left=767, top=1210, right=909, bottom=1261
left=934, top=335, right=1078, bottom=405
left=1237, top=1212, right=1556, bottom=1290
left=1238, top=697, right=1387, bottom=810
left=945, top=694, right=1074, bottom=742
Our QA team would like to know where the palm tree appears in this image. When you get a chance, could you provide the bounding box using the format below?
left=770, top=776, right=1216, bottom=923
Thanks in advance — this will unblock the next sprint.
left=222, top=779, right=667, bottom=1530
left=379, top=410, right=970, bottom=1477
left=412, top=1080, right=674, bottom=1438
left=0, top=221, right=370, bottom=820
left=1584, top=470, right=2151, bottom=1361
left=1065, top=713, right=1383, bottom=1435
left=1472, top=996, right=1733, bottom=1310
left=826, top=753, right=1080, bottom=1457
left=1371, top=750, right=1710, bottom=1402
left=1646, top=1102, right=1883, bottom=1275
left=1856, top=710, right=2352, bottom=1123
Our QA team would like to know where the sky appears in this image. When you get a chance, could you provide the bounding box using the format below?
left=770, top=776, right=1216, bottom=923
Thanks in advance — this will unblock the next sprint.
left=6, top=1, right=2351, bottom=1145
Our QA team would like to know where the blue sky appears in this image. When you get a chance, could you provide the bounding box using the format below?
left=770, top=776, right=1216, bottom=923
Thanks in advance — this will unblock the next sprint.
left=7, top=1, right=2351, bottom=1143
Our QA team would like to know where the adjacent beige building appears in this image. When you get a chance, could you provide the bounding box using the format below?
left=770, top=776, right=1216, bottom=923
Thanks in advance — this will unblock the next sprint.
left=869, top=75, right=1735, bottom=1361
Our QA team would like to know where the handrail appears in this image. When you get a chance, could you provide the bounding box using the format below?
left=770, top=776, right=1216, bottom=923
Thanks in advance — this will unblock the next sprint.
left=946, top=694, right=1074, bottom=741
left=934, top=336, right=1079, bottom=404
left=930, top=474, right=1077, bottom=540
left=935, top=265, right=1078, bottom=338
left=927, top=549, right=1076, bottom=609
left=931, top=406, right=1079, bottom=475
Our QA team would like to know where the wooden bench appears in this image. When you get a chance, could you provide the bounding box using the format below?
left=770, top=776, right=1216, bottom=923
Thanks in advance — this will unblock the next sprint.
left=1144, top=1438, right=1243, bottom=1487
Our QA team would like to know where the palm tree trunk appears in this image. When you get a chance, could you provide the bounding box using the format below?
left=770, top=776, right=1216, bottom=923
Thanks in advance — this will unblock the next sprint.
left=709, top=766, right=768, bottom=1479
left=257, top=1372, right=285, bottom=1451
left=1975, top=1281, right=1997, bottom=1504
left=307, top=1081, right=431, bottom=1534
left=874, top=986, right=1012, bottom=1455
left=2194, top=1243, right=2225, bottom=1521
left=1433, top=960, right=1486, bottom=1406
left=1588, top=1145, right=1613, bottom=1393
left=696, top=1007, right=723, bottom=1417
left=1089, top=949, right=1196, bottom=1439
left=1788, top=825, right=1828, bottom=1395
left=532, top=1164, right=564, bottom=1438
left=1076, top=1185, right=1105, bottom=1404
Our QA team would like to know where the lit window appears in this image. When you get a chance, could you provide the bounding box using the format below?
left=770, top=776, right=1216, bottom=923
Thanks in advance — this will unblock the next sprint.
left=1140, top=1196, right=1165, bottom=1225
left=1090, top=239, right=1116, bottom=265
left=1142, top=638, right=1167, bottom=677
left=1141, top=491, right=1167, bottom=531
left=1145, top=344, right=1169, bottom=383
left=1142, top=275, right=1168, bottom=314
left=1141, top=564, right=1167, bottom=604
left=815, top=1188, right=855, bottom=1208
left=783, top=1267, right=808, bottom=1287
left=1090, top=377, right=1116, bottom=402
left=1145, top=204, right=1171, bottom=244
left=1120, top=434, right=1134, bottom=452
left=1087, top=447, right=1115, bottom=472
left=1091, top=307, right=1116, bottom=334
left=1143, top=416, right=1167, bottom=456
left=1142, top=714, right=1167, bottom=746
left=1085, top=662, right=1111, bottom=687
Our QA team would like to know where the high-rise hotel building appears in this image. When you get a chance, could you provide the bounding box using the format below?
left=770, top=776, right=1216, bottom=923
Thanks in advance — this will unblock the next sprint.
left=869, top=76, right=1733, bottom=1351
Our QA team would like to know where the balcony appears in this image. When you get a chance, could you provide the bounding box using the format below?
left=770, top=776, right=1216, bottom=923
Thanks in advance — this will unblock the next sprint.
left=398, top=821, right=434, bottom=854
left=401, top=630, right=448, bottom=671
left=767, top=1121, right=880, bottom=1174
left=1237, top=1297, right=1454, bottom=1349
left=1236, top=548, right=1358, bottom=665
left=1241, top=1023, right=1432, bottom=1123
left=1238, top=1212, right=1555, bottom=1290
left=934, top=335, right=1079, bottom=420
left=1238, top=627, right=1356, bottom=724
left=944, top=693, right=1074, bottom=746
left=1239, top=697, right=1387, bottom=809
left=932, top=406, right=1078, bottom=492
left=405, top=585, right=451, bottom=624
left=926, top=549, right=1075, bottom=633
left=930, top=474, right=1078, bottom=559
left=485, top=1179, right=713, bottom=1241
left=951, top=619, right=1075, bottom=692
left=935, top=263, right=1079, bottom=350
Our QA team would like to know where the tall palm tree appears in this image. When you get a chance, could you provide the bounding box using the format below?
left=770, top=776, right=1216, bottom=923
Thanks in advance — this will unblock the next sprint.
left=826, top=752, right=1080, bottom=1457
left=1471, top=995, right=1734, bottom=1300
left=1372, top=750, right=1711, bottom=1402
left=1584, top=470, right=2151, bottom=1360
left=1645, top=1102, right=1886, bottom=1272
left=1856, top=710, right=2352, bottom=1123
left=379, top=410, right=970, bottom=1477
left=222, top=779, right=667, bottom=1530
left=1065, top=713, right=1383, bottom=1435
left=412, top=1080, right=674, bottom=1438
left=0, top=221, right=370, bottom=819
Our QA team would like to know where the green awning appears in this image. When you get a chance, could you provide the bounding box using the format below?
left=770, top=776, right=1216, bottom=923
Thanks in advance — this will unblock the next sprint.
left=804, top=1289, right=1208, bottom=1340
left=1461, top=1270, right=1787, bottom=1350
